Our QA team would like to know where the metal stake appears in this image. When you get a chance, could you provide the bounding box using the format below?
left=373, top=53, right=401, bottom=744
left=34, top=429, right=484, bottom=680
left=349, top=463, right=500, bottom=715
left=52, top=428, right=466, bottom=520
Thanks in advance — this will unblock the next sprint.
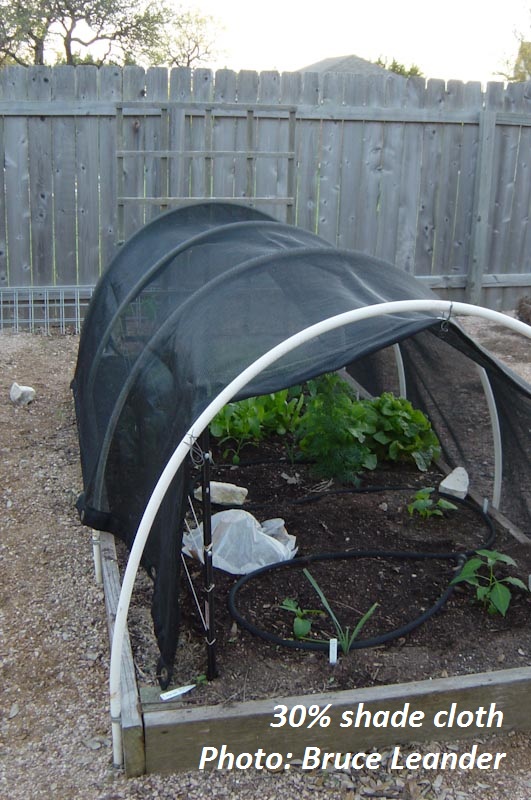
left=199, top=429, right=218, bottom=680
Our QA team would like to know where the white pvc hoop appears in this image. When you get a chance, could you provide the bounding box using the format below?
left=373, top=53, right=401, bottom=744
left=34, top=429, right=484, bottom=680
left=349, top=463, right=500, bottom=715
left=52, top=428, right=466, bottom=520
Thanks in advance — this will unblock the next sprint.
left=108, top=299, right=531, bottom=766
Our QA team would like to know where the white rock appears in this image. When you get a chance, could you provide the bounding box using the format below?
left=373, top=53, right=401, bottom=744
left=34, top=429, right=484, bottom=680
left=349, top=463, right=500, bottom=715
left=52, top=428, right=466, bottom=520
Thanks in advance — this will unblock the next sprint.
left=9, top=382, right=36, bottom=406
left=194, top=481, right=248, bottom=506
left=439, top=466, right=469, bottom=499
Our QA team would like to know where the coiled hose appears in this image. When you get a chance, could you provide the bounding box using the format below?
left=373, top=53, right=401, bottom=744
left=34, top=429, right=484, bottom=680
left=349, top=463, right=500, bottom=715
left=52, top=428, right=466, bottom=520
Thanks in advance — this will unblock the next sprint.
left=227, top=492, right=495, bottom=653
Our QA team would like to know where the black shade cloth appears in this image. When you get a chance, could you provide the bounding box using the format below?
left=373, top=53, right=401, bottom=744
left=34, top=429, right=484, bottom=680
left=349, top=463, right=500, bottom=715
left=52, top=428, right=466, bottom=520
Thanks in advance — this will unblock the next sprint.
left=72, top=201, right=531, bottom=686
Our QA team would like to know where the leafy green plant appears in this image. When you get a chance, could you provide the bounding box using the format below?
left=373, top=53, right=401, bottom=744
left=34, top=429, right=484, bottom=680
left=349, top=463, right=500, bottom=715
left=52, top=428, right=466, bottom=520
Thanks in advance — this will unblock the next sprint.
left=303, top=568, right=378, bottom=654
left=279, top=597, right=325, bottom=639
left=211, top=374, right=441, bottom=479
left=295, top=377, right=440, bottom=483
left=295, top=374, right=377, bottom=483
left=407, top=487, right=458, bottom=519
left=450, top=549, right=529, bottom=616
left=365, top=392, right=441, bottom=471
left=210, top=389, right=304, bottom=463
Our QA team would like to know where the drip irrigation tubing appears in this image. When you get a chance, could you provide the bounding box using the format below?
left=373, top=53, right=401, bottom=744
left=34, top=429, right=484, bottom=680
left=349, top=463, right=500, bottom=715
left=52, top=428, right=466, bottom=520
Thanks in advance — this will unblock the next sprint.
left=239, top=483, right=452, bottom=511
left=227, top=492, right=496, bottom=653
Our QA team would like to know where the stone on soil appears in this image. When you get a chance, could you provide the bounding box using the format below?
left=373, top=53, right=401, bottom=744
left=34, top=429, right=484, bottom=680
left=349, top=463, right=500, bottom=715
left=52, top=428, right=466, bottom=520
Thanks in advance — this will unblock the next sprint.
left=439, top=467, right=469, bottom=499
left=9, top=381, right=36, bottom=406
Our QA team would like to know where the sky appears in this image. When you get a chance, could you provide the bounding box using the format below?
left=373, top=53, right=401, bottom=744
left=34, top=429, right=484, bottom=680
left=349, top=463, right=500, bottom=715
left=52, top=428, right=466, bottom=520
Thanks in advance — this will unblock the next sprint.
left=188, top=0, right=530, bottom=84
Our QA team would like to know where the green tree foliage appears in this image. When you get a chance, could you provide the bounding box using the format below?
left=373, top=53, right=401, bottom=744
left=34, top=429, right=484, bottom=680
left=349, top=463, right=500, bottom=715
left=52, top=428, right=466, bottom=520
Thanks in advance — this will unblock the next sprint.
left=147, top=8, right=218, bottom=68
left=375, top=56, right=423, bottom=78
left=0, top=0, right=217, bottom=67
left=511, top=39, right=531, bottom=81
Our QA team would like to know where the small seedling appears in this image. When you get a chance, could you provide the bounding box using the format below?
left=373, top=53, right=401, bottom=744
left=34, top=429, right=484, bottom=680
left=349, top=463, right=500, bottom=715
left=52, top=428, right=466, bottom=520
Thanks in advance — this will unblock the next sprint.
left=279, top=597, right=324, bottom=639
left=450, top=549, right=529, bottom=616
left=303, top=569, right=378, bottom=655
left=407, top=487, right=458, bottom=519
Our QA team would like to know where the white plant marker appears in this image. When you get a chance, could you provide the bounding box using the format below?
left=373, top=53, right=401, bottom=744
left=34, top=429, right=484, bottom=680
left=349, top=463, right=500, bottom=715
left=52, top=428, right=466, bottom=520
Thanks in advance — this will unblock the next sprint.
left=160, top=684, right=196, bottom=701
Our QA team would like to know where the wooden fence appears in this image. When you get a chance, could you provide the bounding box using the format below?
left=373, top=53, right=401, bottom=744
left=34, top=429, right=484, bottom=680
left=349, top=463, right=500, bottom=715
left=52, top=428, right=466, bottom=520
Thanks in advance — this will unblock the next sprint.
left=0, top=64, right=530, bottom=318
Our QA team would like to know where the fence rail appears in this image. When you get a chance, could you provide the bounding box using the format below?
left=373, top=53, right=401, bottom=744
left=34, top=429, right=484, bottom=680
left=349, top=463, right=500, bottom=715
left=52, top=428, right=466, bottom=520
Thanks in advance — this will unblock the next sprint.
left=1, top=65, right=530, bottom=330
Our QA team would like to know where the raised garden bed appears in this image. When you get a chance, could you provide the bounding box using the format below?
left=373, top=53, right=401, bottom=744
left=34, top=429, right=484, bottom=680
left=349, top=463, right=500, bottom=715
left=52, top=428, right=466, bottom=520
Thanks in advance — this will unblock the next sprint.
left=106, top=445, right=531, bottom=775
left=100, top=319, right=531, bottom=777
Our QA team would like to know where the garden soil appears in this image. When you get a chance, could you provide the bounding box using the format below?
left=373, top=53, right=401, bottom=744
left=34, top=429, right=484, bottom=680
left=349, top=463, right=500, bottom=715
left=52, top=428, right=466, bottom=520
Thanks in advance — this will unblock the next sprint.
left=1, top=315, right=531, bottom=800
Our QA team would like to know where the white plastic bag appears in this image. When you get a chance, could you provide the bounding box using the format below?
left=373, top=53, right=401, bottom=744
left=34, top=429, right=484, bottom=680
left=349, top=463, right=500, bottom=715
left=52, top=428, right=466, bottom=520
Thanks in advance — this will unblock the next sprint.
left=182, top=509, right=297, bottom=575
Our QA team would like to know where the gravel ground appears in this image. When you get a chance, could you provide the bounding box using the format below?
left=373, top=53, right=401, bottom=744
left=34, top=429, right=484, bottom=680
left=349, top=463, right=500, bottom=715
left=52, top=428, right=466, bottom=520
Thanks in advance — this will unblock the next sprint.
left=1, top=326, right=530, bottom=800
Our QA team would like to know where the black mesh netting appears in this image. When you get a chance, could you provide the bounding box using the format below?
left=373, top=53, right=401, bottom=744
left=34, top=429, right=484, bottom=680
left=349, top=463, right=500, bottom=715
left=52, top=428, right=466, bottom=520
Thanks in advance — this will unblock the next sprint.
left=72, top=201, right=531, bottom=686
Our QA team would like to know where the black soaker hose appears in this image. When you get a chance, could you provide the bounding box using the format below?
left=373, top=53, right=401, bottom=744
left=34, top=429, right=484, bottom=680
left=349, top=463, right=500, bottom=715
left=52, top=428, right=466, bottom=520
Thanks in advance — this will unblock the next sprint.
left=227, top=494, right=496, bottom=653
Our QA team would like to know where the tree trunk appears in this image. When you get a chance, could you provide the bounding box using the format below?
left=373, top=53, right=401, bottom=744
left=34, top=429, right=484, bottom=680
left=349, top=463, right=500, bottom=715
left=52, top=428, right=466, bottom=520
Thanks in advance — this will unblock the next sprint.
left=64, top=31, right=74, bottom=65
left=33, top=38, right=45, bottom=65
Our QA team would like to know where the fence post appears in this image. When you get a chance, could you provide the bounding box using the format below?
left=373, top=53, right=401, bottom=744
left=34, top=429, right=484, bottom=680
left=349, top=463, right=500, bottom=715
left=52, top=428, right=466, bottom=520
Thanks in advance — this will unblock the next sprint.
left=466, top=110, right=497, bottom=304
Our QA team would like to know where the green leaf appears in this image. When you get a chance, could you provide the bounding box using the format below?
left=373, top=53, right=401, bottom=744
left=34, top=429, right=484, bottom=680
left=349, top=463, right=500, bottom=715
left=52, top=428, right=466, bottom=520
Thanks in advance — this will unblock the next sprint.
left=346, top=425, right=366, bottom=442
left=362, top=453, right=378, bottom=470
left=450, top=557, right=483, bottom=585
left=412, top=450, right=430, bottom=472
left=476, top=549, right=517, bottom=568
left=209, top=421, right=224, bottom=437
left=280, top=598, right=300, bottom=614
left=293, top=616, right=312, bottom=639
left=347, top=602, right=379, bottom=646
left=488, top=582, right=511, bottom=616
left=451, top=573, right=480, bottom=586
left=373, top=430, right=392, bottom=445
left=459, top=557, right=484, bottom=576
left=502, top=576, right=528, bottom=591
left=437, top=498, right=458, bottom=511
left=388, top=440, right=402, bottom=460
left=303, top=568, right=343, bottom=634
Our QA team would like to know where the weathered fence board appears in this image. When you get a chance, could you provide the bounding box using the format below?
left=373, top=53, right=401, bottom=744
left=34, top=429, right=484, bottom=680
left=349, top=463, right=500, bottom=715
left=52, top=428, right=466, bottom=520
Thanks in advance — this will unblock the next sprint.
left=121, top=67, right=147, bottom=242
left=212, top=69, right=238, bottom=201
left=143, top=68, right=167, bottom=225
left=336, top=74, right=366, bottom=252
left=317, top=73, right=343, bottom=245
left=0, top=65, right=530, bottom=316
left=76, top=67, right=101, bottom=284
left=27, top=67, right=53, bottom=286
left=0, top=113, right=6, bottom=284
left=376, top=76, right=405, bottom=264
left=189, top=69, right=211, bottom=201
left=99, top=67, right=121, bottom=272
left=168, top=67, right=191, bottom=200
left=432, top=81, right=462, bottom=276
left=358, top=76, right=387, bottom=256
left=52, top=67, right=78, bottom=286
left=451, top=82, right=483, bottom=286
left=2, top=67, right=32, bottom=285
left=395, top=77, right=425, bottom=274
left=296, top=72, right=320, bottom=235
left=507, top=106, right=531, bottom=274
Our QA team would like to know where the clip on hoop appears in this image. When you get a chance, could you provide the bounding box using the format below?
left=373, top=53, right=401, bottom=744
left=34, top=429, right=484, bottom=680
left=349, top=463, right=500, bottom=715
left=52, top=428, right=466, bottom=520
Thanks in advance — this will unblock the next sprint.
left=440, top=302, right=454, bottom=332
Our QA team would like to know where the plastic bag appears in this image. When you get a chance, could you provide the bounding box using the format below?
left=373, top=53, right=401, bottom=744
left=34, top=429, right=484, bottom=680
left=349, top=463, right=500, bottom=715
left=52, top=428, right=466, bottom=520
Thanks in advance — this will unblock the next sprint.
left=182, top=509, right=297, bottom=575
